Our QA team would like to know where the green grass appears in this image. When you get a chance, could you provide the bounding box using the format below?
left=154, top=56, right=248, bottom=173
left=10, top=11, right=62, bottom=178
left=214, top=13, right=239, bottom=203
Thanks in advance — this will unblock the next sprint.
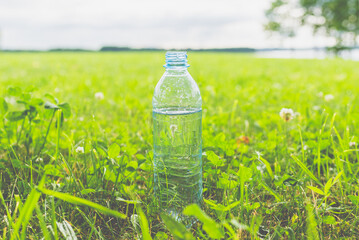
left=0, top=52, right=358, bottom=239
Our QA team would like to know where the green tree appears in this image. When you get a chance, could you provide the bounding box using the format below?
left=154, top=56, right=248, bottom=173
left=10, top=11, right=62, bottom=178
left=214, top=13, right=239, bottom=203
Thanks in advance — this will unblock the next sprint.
left=265, top=0, right=359, bottom=53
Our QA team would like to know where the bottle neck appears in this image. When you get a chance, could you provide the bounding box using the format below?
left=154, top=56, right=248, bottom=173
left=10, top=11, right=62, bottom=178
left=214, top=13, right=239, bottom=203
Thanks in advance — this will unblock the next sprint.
left=165, top=68, right=188, bottom=75
left=164, top=51, right=189, bottom=70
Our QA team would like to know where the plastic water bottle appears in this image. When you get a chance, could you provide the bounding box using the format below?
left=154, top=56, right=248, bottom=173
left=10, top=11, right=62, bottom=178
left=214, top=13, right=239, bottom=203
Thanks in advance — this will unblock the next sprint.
left=153, top=51, right=202, bottom=224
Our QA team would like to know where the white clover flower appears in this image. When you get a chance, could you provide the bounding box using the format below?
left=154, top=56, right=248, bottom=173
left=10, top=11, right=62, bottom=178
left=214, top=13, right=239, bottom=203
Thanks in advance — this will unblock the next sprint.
left=324, top=94, right=334, bottom=102
left=279, top=108, right=294, bottom=122
left=349, top=142, right=356, bottom=147
left=95, top=92, right=104, bottom=100
left=4, top=215, right=9, bottom=226
left=317, top=92, right=324, bottom=97
left=170, top=124, right=177, bottom=137
left=255, top=151, right=262, bottom=158
left=78, top=117, right=84, bottom=121
left=51, top=182, right=61, bottom=189
left=313, top=105, right=321, bottom=111
left=54, top=88, right=60, bottom=93
left=75, top=146, right=84, bottom=153
left=303, top=145, right=309, bottom=151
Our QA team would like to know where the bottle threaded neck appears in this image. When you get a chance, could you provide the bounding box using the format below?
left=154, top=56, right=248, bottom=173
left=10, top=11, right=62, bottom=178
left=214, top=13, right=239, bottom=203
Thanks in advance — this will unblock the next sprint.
left=164, top=51, right=189, bottom=68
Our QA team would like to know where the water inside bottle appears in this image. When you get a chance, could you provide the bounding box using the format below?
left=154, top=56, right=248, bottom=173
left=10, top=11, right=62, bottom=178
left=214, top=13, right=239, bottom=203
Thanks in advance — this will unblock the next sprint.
left=153, top=108, right=202, bottom=225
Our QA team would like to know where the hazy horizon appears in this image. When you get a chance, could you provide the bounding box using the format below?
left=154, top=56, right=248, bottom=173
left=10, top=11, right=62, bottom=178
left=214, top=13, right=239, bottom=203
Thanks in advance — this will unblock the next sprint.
left=0, top=0, right=336, bottom=50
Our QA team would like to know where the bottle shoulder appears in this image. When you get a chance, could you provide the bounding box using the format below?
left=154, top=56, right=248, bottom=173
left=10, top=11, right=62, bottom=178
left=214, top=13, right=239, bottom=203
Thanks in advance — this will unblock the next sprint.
left=153, top=70, right=201, bottom=109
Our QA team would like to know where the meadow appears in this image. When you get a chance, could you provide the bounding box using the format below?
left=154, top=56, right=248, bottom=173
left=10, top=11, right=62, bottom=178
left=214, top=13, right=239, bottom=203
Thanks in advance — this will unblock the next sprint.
left=0, top=52, right=358, bottom=239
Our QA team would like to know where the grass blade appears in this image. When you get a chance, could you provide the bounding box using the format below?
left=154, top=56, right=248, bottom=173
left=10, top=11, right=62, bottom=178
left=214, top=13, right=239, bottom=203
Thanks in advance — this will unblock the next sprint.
left=0, top=190, right=13, bottom=230
left=161, top=214, right=194, bottom=240
left=307, top=186, right=324, bottom=195
left=77, top=208, right=102, bottom=240
left=35, top=204, right=52, bottom=240
left=258, top=156, right=274, bottom=180
left=57, top=221, right=78, bottom=240
left=291, top=154, right=323, bottom=186
left=137, top=207, right=152, bottom=240
left=38, top=187, right=126, bottom=219
left=259, top=182, right=282, bottom=201
left=306, top=201, right=320, bottom=240
left=221, top=220, right=237, bottom=239
left=11, top=188, right=42, bottom=240
left=183, top=204, right=224, bottom=239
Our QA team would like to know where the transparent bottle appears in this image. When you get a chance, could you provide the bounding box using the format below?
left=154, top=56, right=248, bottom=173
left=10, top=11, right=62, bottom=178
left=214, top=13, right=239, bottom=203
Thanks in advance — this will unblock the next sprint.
left=153, top=52, right=202, bottom=224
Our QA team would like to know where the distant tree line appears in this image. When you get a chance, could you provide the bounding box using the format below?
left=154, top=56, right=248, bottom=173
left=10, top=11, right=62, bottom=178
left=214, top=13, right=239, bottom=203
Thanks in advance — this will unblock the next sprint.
left=0, top=47, right=256, bottom=52
left=99, top=46, right=255, bottom=52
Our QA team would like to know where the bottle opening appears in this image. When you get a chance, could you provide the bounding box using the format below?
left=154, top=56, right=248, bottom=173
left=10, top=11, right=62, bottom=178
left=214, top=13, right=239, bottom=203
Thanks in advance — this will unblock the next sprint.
left=164, top=51, right=190, bottom=68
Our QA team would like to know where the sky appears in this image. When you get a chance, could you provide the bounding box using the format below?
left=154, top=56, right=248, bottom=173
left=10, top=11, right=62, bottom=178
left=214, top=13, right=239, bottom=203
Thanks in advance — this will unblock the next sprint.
left=0, top=0, right=334, bottom=50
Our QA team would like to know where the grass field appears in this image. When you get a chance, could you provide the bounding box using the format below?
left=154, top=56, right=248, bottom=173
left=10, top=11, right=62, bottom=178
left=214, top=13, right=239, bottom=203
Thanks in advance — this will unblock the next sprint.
left=0, top=52, right=359, bottom=239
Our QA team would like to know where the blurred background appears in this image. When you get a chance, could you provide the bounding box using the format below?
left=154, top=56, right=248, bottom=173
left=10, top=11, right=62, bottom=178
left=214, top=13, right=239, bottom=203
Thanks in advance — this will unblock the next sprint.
left=0, top=0, right=358, bottom=59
